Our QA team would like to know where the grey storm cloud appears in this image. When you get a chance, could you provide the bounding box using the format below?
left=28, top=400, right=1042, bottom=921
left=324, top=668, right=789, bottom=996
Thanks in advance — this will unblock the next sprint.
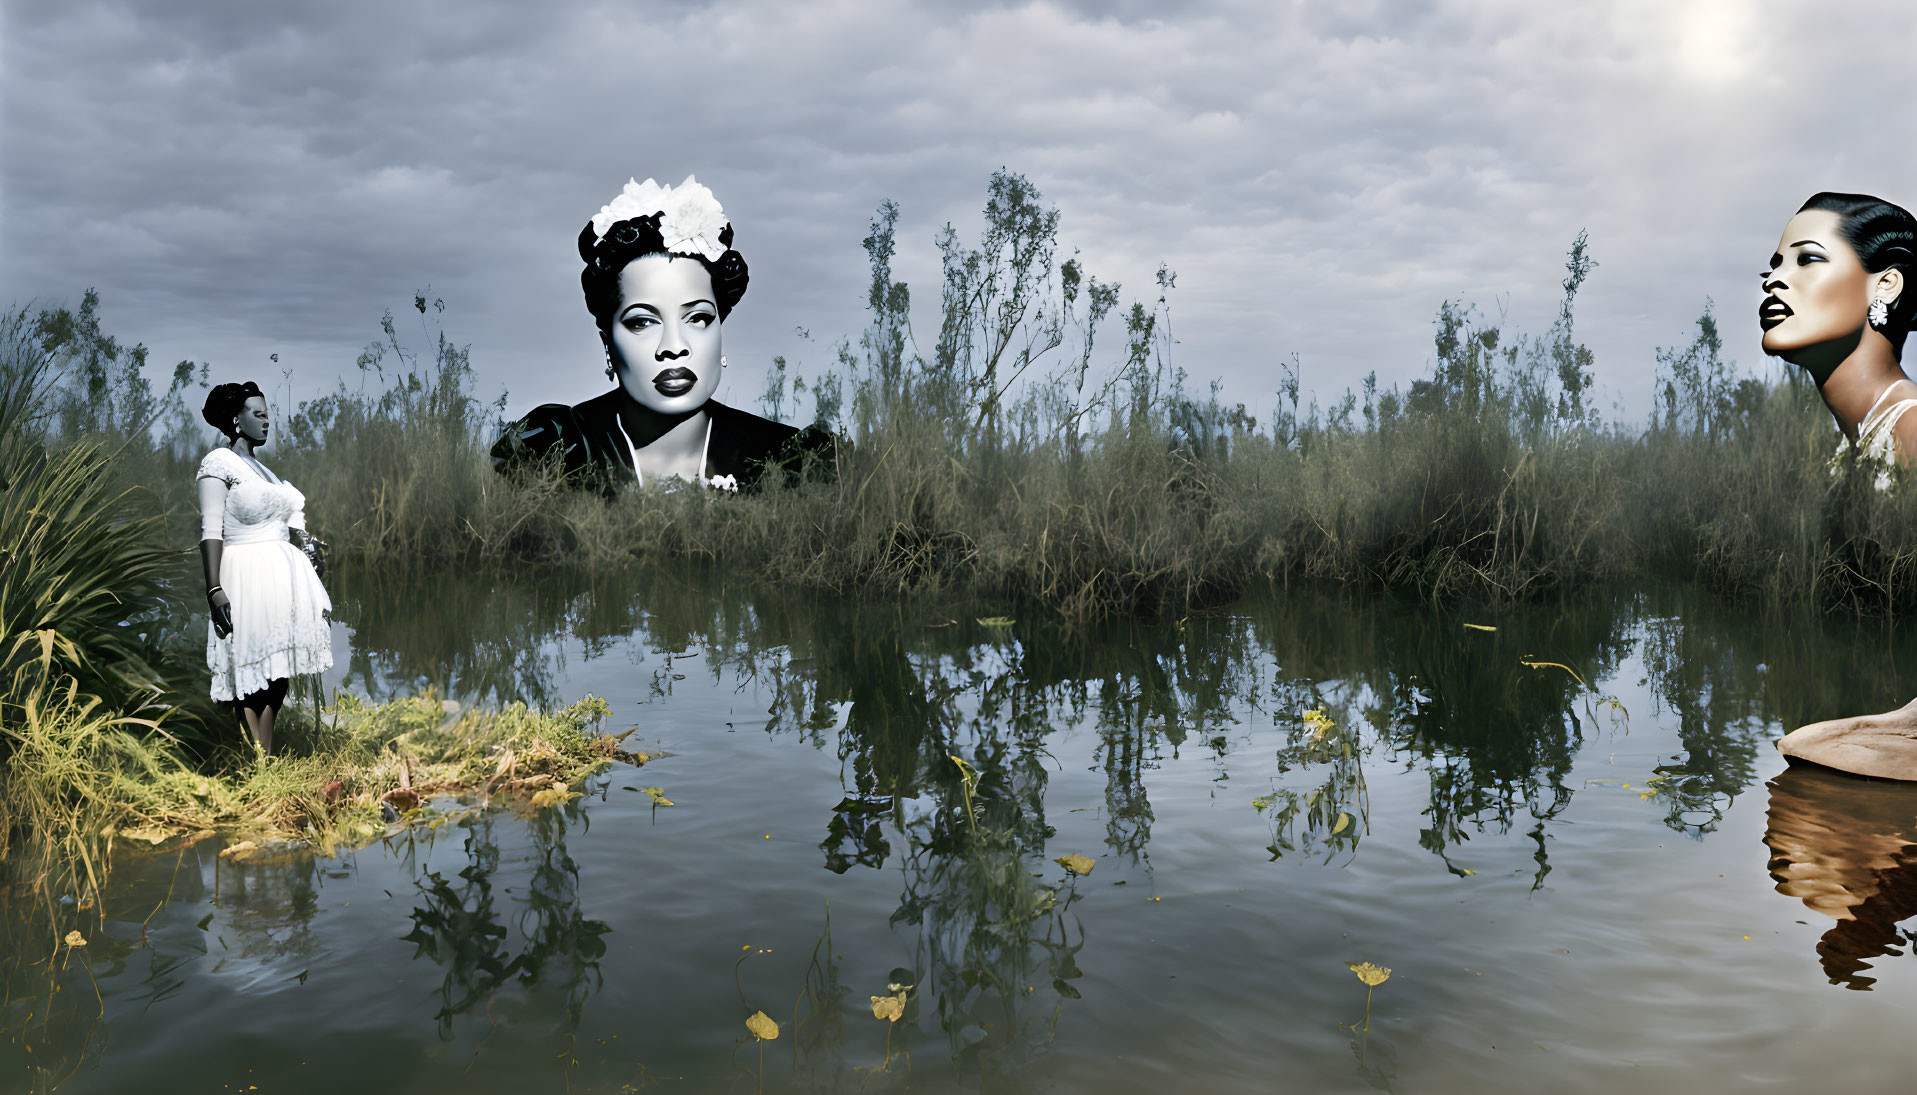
left=4, top=0, right=1913, bottom=422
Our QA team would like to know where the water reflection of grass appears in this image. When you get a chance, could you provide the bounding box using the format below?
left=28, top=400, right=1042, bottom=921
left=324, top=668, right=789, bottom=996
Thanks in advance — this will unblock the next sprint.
left=400, top=809, right=610, bottom=1043
left=13, top=578, right=1912, bottom=1086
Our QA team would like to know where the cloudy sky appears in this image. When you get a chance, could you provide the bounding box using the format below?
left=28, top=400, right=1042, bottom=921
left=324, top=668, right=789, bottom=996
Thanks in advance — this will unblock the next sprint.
left=5, top=0, right=1914, bottom=428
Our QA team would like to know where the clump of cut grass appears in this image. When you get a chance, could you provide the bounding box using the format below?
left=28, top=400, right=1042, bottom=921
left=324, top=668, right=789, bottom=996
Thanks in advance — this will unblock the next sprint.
left=259, top=690, right=634, bottom=841
left=0, top=686, right=635, bottom=899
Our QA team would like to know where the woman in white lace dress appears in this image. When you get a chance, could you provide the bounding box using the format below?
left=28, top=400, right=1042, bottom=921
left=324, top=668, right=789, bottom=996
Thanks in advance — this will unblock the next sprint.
left=1759, top=194, right=1917, bottom=778
left=197, top=381, right=333, bottom=756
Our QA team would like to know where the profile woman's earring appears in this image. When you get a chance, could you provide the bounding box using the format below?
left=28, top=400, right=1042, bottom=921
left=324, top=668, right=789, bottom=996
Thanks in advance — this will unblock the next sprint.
left=1869, top=297, right=1891, bottom=330
left=721, top=356, right=728, bottom=368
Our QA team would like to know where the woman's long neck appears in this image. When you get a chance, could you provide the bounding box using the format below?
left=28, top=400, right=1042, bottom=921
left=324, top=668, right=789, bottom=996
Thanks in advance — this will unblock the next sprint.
left=1814, top=342, right=1912, bottom=442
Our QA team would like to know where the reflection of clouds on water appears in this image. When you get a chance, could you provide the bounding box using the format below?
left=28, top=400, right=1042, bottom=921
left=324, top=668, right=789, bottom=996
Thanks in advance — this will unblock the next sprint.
left=206, top=845, right=325, bottom=992
left=1764, top=765, right=1917, bottom=990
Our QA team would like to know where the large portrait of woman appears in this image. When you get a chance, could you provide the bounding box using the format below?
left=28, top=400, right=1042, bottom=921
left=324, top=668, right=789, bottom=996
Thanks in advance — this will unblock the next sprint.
left=490, top=176, right=835, bottom=494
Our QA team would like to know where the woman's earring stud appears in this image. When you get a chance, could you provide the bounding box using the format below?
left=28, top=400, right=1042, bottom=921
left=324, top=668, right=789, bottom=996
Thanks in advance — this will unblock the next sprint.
left=1869, top=297, right=1891, bottom=330
left=721, top=355, right=728, bottom=368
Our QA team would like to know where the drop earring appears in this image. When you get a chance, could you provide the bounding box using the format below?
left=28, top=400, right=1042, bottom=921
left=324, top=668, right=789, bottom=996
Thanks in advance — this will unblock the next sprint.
left=720, top=355, right=728, bottom=368
left=1869, top=297, right=1891, bottom=330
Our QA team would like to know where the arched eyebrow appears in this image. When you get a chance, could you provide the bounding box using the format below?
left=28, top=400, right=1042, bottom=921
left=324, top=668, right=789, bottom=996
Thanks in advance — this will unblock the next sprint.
left=681, top=298, right=717, bottom=311
left=619, top=301, right=662, bottom=318
left=1770, top=239, right=1830, bottom=268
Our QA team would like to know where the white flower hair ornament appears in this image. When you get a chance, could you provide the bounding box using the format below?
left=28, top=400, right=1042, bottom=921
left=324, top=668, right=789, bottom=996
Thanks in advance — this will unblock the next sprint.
left=590, top=175, right=731, bottom=262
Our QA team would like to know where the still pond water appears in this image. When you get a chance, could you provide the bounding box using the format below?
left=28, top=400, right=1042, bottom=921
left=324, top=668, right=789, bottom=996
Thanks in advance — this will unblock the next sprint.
left=10, top=572, right=1917, bottom=1093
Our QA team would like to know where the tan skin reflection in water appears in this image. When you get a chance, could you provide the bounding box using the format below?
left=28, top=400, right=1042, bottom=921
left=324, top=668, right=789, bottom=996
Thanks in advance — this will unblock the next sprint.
left=1763, top=766, right=1917, bottom=989
left=1764, top=195, right=1917, bottom=779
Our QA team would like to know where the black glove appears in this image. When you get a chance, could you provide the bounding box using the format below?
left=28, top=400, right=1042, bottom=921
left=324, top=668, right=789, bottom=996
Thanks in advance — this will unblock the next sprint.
left=208, top=588, right=233, bottom=639
left=301, top=535, right=327, bottom=580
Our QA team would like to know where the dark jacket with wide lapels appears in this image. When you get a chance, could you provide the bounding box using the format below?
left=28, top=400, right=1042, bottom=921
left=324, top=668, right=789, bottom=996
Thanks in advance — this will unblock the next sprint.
left=490, top=389, right=836, bottom=494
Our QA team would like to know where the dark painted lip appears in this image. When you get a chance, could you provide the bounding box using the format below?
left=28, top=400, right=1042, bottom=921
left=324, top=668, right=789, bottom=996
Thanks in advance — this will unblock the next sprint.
left=653, top=367, right=697, bottom=396
left=1759, top=296, right=1792, bottom=331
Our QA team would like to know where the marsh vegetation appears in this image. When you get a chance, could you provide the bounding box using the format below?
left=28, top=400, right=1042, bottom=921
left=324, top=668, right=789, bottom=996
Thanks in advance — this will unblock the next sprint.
left=5, top=169, right=1917, bottom=1091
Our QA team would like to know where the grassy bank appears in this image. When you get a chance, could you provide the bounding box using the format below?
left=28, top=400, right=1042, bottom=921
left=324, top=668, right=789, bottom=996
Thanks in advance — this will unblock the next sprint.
left=2, top=685, right=632, bottom=905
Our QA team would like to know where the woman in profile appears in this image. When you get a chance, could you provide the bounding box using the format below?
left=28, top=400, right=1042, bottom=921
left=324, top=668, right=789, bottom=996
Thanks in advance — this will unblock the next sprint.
left=197, top=381, right=333, bottom=756
left=1760, top=193, right=1917, bottom=778
left=491, top=176, right=832, bottom=493
left=1760, top=192, right=1917, bottom=479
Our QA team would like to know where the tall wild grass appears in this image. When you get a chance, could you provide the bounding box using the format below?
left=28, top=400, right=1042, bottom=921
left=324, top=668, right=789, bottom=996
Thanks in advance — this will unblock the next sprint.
left=82, top=171, right=1897, bottom=622
left=22, top=170, right=1917, bottom=637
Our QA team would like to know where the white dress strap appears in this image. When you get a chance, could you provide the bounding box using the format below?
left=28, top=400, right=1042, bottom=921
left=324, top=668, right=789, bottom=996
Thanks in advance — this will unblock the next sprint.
left=1847, top=382, right=1917, bottom=489
left=1863, top=380, right=1917, bottom=426
left=1867, top=398, right=1917, bottom=454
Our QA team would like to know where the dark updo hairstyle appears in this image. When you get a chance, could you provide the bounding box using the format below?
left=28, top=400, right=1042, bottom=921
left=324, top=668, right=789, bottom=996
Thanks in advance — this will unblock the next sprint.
left=578, top=214, right=749, bottom=344
left=202, top=381, right=265, bottom=439
left=1799, top=191, right=1917, bottom=355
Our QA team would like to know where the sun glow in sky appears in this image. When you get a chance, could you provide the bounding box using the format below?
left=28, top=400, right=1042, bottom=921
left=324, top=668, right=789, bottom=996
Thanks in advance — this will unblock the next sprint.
left=1671, top=0, right=1759, bottom=86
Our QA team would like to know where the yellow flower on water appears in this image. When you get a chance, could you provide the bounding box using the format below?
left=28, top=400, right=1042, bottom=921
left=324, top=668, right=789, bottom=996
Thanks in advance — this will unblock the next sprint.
left=64, top=931, right=86, bottom=948
left=1347, top=961, right=1391, bottom=986
left=745, top=1010, right=779, bottom=1040
left=529, top=783, right=579, bottom=809
left=1302, top=706, right=1336, bottom=741
left=871, top=994, right=904, bottom=1022
left=1054, top=853, right=1095, bottom=876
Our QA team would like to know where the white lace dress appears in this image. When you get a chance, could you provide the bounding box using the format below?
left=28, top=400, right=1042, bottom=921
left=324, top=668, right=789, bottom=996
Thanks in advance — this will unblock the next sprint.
left=1845, top=384, right=1917, bottom=491
left=196, top=448, right=334, bottom=700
